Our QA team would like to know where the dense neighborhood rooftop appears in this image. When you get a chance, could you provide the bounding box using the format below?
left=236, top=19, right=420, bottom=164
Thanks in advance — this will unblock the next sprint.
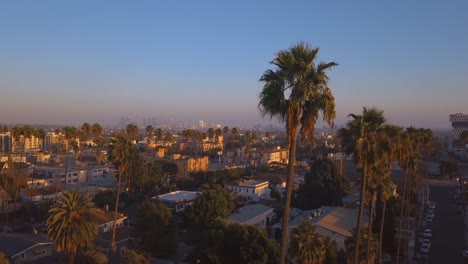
left=155, top=190, right=198, bottom=203
left=228, top=204, right=273, bottom=224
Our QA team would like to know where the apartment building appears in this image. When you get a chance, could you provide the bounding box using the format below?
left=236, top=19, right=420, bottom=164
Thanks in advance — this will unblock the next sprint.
left=0, top=132, right=12, bottom=153
left=225, top=179, right=269, bottom=200
left=450, top=113, right=468, bottom=140
left=29, top=166, right=86, bottom=188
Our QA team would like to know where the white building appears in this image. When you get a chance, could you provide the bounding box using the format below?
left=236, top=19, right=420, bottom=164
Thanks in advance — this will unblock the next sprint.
left=153, top=190, right=199, bottom=212
left=225, top=180, right=269, bottom=201
left=30, top=167, right=87, bottom=188
left=227, top=204, right=276, bottom=229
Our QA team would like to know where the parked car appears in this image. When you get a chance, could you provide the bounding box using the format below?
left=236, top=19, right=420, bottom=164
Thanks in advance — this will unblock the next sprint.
left=421, top=244, right=430, bottom=254
left=463, top=249, right=468, bottom=259
left=423, top=229, right=432, bottom=239
left=422, top=239, right=431, bottom=248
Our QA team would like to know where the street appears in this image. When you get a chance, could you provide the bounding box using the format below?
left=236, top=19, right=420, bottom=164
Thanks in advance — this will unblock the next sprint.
left=428, top=180, right=466, bottom=263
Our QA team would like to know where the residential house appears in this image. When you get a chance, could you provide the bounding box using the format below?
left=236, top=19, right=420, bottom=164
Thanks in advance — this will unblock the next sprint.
left=94, top=208, right=133, bottom=256
left=153, top=190, right=199, bottom=212
left=20, top=186, right=63, bottom=204
left=275, top=206, right=369, bottom=250
left=0, top=233, right=54, bottom=264
left=227, top=204, right=276, bottom=229
left=96, top=208, right=128, bottom=234
left=225, top=180, right=269, bottom=201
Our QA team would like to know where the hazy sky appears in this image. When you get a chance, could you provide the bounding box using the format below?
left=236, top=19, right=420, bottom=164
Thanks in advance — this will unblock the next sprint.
left=1, top=1, right=467, bottom=129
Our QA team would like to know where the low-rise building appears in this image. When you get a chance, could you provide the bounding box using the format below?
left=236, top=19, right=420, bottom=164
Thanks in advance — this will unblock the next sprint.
left=171, top=154, right=209, bottom=178
left=0, top=233, right=54, bottom=264
left=225, top=180, right=269, bottom=201
left=153, top=190, right=199, bottom=212
left=94, top=209, right=133, bottom=256
left=274, top=206, right=368, bottom=250
left=30, top=166, right=87, bottom=187
left=96, top=208, right=128, bottom=234
left=227, top=204, right=276, bottom=229
left=20, top=186, right=63, bottom=204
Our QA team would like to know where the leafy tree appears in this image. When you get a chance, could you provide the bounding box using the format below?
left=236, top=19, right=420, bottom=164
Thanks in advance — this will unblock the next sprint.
left=295, top=158, right=347, bottom=209
left=270, top=187, right=282, bottom=200
left=191, top=221, right=278, bottom=264
left=46, top=191, right=100, bottom=264
left=259, top=42, right=337, bottom=264
left=135, top=200, right=177, bottom=258
left=122, top=249, right=151, bottom=264
left=289, top=220, right=327, bottom=264
left=440, top=159, right=459, bottom=177
left=184, top=185, right=234, bottom=229
left=75, top=247, right=108, bottom=264
left=92, top=190, right=116, bottom=210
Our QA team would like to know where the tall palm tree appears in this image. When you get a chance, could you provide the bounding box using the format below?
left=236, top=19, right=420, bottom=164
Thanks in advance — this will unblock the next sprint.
left=155, top=128, right=163, bottom=144
left=107, top=133, right=133, bottom=253
left=395, top=128, right=417, bottom=264
left=345, top=225, right=378, bottom=264
left=338, top=107, right=386, bottom=264
left=259, top=42, right=337, bottom=264
left=145, top=125, right=154, bottom=146
left=46, top=191, right=100, bottom=264
left=126, top=123, right=139, bottom=141
left=91, top=123, right=104, bottom=164
left=289, top=220, right=327, bottom=264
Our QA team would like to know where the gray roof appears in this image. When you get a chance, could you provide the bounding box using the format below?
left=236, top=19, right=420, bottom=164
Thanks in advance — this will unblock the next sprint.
left=228, top=204, right=274, bottom=224
left=0, top=233, right=52, bottom=257
left=283, top=206, right=368, bottom=237
left=155, top=190, right=198, bottom=203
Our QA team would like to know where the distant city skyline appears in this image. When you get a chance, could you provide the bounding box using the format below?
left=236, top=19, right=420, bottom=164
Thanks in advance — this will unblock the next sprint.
left=1, top=1, right=467, bottom=130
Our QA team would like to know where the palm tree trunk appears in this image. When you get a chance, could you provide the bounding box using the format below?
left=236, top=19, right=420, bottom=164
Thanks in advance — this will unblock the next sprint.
left=67, top=253, right=76, bottom=264
left=378, top=198, right=387, bottom=264
left=405, top=185, right=411, bottom=264
left=366, top=190, right=376, bottom=263
left=110, top=167, right=123, bottom=253
left=279, top=125, right=298, bottom=264
left=396, top=171, right=408, bottom=264
left=354, top=161, right=367, bottom=264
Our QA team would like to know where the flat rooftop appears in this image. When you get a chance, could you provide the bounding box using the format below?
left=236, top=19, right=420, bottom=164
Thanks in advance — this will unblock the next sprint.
left=155, top=190, right=198, bottom=203
left=226, top=179, right=269, bottom=187
left=228, top=204, right=274, bottom=224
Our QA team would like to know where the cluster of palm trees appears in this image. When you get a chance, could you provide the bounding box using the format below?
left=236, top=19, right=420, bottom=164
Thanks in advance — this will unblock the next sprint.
left=338, top=109, right=433, bottom=263
left=259, top=42, right=433, bottom=263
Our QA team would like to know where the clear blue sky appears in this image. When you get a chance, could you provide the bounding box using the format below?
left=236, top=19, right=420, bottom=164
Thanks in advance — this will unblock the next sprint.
left=1, top=1, right=467, bottom=129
